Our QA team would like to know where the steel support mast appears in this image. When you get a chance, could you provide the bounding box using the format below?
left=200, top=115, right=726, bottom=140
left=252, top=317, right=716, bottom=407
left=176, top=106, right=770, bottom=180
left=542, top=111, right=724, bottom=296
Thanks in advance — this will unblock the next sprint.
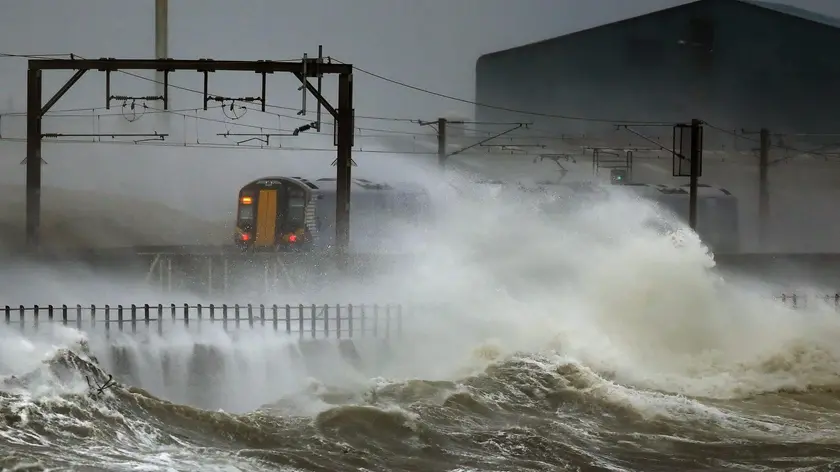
left=25, top=56, right=354, bottom=254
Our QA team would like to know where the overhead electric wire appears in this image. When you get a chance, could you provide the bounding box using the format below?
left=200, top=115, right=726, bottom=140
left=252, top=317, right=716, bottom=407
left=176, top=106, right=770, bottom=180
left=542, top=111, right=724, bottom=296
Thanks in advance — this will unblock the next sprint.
left=0, top=51, right=636, bottom=146
left=0, top=52, right=426, bottom=125
left=0, top=52, right=76, bottom=59
left=1, top=100, right=543, bottom=142
left=332, top=58, right=672, bottom=125
left=335, top=58, right=840, bottom=158
left=111, top=67, right=423, bottom=124
left=702, top=120, right=838, bottom=161
left=2, top=51, right=673, bottom=127
left=14, top=51, right=832, bottom=155
left=0, top=135, right=442, bottom=155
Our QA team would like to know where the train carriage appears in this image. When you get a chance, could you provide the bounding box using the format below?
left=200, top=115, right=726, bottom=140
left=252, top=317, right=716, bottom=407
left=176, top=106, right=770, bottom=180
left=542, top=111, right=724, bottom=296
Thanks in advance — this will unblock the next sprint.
left=475, top=179, right=740, bottom=254
left=234, top=176, right=432, bottom=252
left=645, top=184, right=740, bottom=254
left=546, top=182, right=740, bottom=253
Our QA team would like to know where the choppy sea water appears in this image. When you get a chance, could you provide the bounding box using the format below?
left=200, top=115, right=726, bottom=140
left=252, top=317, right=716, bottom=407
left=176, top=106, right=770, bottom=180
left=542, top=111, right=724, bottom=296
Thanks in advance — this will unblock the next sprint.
left=2, top=310, right=840, bottom=472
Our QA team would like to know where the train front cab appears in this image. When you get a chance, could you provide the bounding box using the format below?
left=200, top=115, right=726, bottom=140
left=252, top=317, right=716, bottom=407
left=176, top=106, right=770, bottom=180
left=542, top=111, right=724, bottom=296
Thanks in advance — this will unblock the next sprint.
left=235, top=178, right=312, bottom=251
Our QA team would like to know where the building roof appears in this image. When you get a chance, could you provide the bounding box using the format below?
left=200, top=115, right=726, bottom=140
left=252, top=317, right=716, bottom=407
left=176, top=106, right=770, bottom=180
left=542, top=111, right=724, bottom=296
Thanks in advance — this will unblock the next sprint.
left=480, top=0, right=840, bottom=59
left=739, top=0, right=840, bottom=29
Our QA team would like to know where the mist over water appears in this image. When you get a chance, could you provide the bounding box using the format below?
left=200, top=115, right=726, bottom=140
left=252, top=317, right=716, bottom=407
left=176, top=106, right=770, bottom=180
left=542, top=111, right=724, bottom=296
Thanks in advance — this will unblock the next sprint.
left=3, top=155, right=840, bottom=470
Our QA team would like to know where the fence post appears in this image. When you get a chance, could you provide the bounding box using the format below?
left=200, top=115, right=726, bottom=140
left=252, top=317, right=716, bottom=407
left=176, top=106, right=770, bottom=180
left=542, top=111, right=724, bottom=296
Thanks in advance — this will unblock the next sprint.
left=260, top=304, right=266, bottom=327
left=323, top=305, right=330, bottom=338
left=33, top=305, right=39, bottom=330
left=283, top=304, right=290, bottom=334
left=104, top=305, right=111, bottom=335
left=396, top=305, right=403, bottom=338
left=247, top=304, right=254, bottom=328
left=144, top=304, right=151, bottom=329
left=48, top=305, right=54, bottom=323
left=298, top=304, right=304, bottom=339
left=209, top=304, right=216, bottom=324
left=373, top=304, right=379, bottom=338
left=184, top=303, right=190, bottom=328
left=130, top=304, right=137, bottom=334
left=117, top=305, right=124, bottom=332
left=222, top=304, right=229, bottom=331
left=385, top=305, right=392, bottom=339
left=76, top=305, right=82, bottom=330
left=196, top=304, right=203, bottom=325
left=348, top=304, right=354, bottom=338
left=310, top=304, right=316, bottom=339
left=157, top=304, right=164, bottom=336
left=170, top=304, right=176, bottom=325
left=360, top=304, right=366, bottom=338
left=335, top=304, right=341, bottom=339
left=90, top=305, right=96, bottom=330
left=61, top=305, right=68, bottom=326
left=4, top=306, right=9, bottom=325
left=18, top=305, right=25, bottom=333
left=235, top=304, right=241, bottom=329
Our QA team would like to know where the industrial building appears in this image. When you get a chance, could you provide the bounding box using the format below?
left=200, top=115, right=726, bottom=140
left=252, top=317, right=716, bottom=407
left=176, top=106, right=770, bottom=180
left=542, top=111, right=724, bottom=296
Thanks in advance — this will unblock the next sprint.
left=474, top=0, right=840, bottom=142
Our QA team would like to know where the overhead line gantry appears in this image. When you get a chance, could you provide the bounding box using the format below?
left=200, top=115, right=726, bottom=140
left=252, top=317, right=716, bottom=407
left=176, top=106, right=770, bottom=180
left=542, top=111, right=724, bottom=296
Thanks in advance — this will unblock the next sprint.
left=25, top=54, right=355, bottom=256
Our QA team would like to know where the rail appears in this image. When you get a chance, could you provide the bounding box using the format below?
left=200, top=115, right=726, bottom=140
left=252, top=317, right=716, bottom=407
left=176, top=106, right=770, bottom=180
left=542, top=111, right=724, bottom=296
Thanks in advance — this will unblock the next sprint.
left=2, top=303, right=404, bottom=339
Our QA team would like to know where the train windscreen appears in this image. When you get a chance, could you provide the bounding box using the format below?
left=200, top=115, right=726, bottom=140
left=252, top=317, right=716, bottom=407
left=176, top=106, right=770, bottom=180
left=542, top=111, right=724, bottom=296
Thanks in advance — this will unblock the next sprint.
left=238, top=203, right=255, bottom=222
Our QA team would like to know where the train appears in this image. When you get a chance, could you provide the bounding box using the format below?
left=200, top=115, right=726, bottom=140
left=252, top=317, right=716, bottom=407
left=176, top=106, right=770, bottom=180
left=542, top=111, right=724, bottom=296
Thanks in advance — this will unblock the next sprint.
left=474, top=179, right=740, bottom=254
left=234, top=176, right=433, bottom=253
left=622, top=183, right=740, bottom=253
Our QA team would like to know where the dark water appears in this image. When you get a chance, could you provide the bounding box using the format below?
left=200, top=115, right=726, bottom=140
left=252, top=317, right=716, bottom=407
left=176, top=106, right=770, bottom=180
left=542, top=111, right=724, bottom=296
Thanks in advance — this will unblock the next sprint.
left=2, top=336, right=840, bottom=472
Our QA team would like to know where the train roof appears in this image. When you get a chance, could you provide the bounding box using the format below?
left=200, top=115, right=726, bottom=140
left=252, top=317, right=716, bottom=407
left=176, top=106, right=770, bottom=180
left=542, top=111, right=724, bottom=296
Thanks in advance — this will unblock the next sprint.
left=619, top=183, right=735, bottom=198
left=241, top=176, right=428, bottom=193
left=474, top=179, right=735, bottom=199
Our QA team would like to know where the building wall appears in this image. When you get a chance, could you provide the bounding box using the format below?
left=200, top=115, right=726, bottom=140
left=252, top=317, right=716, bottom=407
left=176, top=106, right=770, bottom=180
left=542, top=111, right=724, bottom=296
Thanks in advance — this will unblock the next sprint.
left=475, top=0, right=840, bottom=142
